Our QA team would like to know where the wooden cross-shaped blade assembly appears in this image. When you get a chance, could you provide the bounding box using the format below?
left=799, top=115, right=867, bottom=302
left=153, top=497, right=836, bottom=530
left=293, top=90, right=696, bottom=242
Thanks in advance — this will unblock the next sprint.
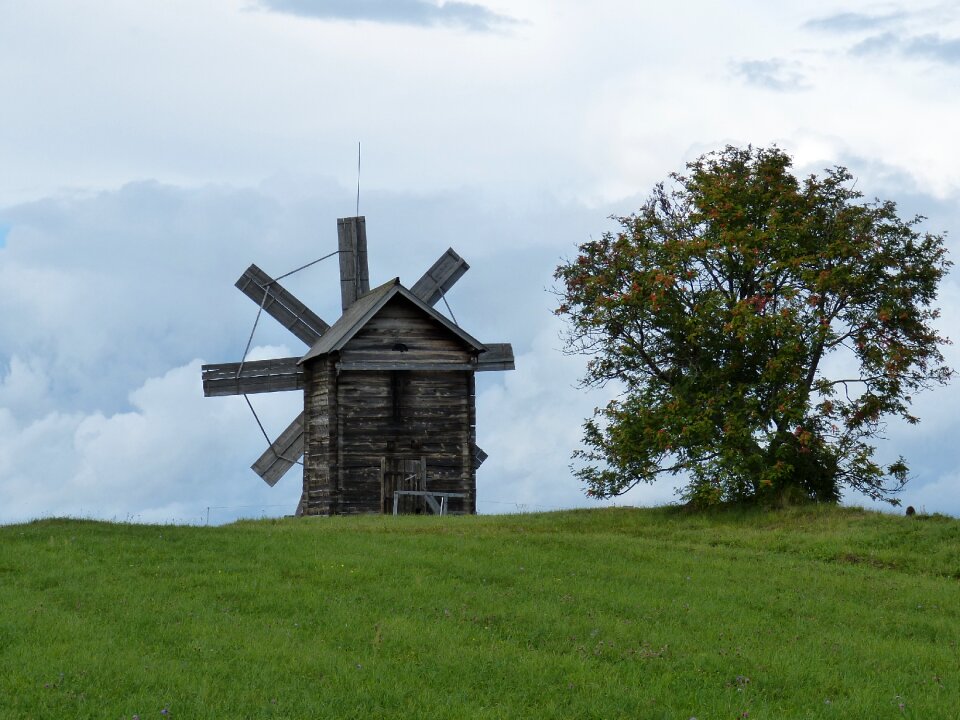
left=250, top=246, right=492, bottom=487
left=207, top=231, right=508, bottom=491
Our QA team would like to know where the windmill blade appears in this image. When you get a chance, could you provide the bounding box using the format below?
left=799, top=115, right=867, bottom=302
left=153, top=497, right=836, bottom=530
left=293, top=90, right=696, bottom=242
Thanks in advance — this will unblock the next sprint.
left=338, top=217, right=370, bottom=311
left=477, top=343, right=515, bottom=371
left=411, top=248, right=470, bottom=307
left=202, top=357, right=304, bottom=397
left=474, top=445, right=488, bottom=469
left=252, top=412, right=305, bottom=486
left=235, top=264, right=329, bottom=346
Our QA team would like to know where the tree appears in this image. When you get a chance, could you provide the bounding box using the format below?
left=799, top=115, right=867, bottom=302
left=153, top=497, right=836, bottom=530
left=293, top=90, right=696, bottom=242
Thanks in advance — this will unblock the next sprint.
left=555, top=146, right=951, bottom=507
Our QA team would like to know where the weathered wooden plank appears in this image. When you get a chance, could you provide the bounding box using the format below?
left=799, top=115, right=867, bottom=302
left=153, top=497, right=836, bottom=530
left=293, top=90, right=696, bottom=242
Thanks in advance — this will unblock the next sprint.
left=303, top=359, right=338, bottom=513
left=337, top=362, right=345, bottom=493
left=411, top=248, right=469, bottom=307
left=345, top=312, right=473, bottom=354
left=337, top=369, right=469, bottom=383
left=338, top=386, right=469, bottom=401
left=342, top=443, right=465, bottom=456
left=477, top=343, right=515, bottom=371
left=337, top=361, right=475, bottom=372
left=202, top=356, right=303, bottom=379
left=340, top=442, right=465, bottom=456
left=371, top=301, right=449, bottom=319
left=341, top=453, right=464, bottom=466
left=341, top=350, right=473, bottom=363
left=342, top=344, right=473, bottom=357
left=338, top=216, right=370, bottom=311
left=251, top=412, right=305, bottom=486
left=201, top=357, right=304, bottom=396
left=344, top=336, right=469, bottom=353
left=466, top=372, right=477, bottom=513
left=345, top=325, right=461, bottom=341
left=338, top=396, right=469, bottom=411
left=338, top=424, right=465, bottom=437
left=343, top=345, right=463, bottom=361
left=474, top=445, right=488, bottom=468
left=235, top=264, right=329, bottom=346
left=338, top=402, right=469, bottom=415
left=340, top=415, right=469, bottom=428
left=341, top=422, right=469, bottom=436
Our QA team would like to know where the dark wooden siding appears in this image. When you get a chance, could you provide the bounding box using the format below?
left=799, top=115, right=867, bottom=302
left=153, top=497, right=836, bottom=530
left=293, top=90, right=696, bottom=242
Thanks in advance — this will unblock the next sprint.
left=301, top=294, right=478, bottom=516
left=303, top=366, right=476, bottom=515
left=302, top=358, right=338, bottom=515
left=338, top=296, right=474, bottom=366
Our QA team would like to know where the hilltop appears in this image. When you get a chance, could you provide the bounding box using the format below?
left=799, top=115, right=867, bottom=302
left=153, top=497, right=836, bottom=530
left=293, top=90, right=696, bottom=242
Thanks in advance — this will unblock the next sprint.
left=1, top=506, right=957, bottom=718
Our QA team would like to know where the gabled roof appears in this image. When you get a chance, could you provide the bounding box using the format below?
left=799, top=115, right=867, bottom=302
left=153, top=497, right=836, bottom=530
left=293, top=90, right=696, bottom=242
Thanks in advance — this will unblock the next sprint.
left=299, top=277, right=486, bottom=365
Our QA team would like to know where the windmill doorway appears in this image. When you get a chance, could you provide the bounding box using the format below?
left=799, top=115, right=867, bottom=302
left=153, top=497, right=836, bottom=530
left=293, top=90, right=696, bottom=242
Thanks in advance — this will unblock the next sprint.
left=380, top=457, right=427, bottom=514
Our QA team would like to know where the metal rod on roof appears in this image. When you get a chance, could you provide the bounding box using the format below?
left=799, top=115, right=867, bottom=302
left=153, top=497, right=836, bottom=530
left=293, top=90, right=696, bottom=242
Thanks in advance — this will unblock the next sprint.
left=439, top=286, right=458, bottom=326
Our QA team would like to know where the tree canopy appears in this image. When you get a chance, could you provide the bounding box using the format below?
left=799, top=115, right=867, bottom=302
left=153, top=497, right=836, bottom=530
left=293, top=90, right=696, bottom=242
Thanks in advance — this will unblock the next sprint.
left=555, top=145, right=951, bottom=506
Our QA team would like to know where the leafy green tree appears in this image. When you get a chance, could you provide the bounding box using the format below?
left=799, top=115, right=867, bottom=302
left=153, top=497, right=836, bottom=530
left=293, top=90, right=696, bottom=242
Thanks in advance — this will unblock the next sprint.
left=555, top=146, right=951, bottom=506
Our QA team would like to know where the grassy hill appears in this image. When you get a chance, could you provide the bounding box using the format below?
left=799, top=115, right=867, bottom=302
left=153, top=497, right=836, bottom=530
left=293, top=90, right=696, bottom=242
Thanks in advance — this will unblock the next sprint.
left=1, top=506, right=958, bottom=719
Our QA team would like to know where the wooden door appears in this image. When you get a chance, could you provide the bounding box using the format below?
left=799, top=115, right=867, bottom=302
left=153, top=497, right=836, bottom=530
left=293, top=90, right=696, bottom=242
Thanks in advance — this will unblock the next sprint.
left=380, top=457, right=426, bottom=514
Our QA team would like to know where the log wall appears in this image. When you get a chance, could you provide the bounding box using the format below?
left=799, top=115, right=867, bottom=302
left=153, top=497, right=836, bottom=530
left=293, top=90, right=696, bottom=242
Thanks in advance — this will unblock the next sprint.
left=302, top=358, right=339, bottom=515
left=302, top=296, right=477, bottom=515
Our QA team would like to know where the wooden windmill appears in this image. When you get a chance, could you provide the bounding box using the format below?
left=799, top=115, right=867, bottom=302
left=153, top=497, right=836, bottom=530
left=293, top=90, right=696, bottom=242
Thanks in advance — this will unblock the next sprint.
left=201, top=216, right=514, bottom=515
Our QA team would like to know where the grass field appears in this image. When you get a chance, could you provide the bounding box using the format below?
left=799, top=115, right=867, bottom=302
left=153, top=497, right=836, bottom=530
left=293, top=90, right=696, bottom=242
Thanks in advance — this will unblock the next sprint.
left=1, top=505, right=958, bottom=719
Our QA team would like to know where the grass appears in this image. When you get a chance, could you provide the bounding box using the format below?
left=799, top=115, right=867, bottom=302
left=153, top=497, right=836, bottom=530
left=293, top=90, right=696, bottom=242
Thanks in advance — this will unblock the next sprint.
left=1, top=505, right=958, bottom=719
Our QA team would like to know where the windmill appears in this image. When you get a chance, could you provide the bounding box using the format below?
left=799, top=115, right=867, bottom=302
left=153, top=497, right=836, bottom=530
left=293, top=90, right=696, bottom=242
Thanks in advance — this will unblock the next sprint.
left=201, top=216, right=514, bottom=515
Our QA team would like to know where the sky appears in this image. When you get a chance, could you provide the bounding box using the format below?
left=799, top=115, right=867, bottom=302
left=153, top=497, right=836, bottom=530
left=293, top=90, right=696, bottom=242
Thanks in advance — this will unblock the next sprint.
left=2, top=0, right=960, bottom=524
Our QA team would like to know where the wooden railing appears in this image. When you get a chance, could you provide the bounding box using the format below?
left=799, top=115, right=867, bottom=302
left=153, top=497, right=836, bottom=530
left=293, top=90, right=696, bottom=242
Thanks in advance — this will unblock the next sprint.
left=392, top=490, right=468, bottom=516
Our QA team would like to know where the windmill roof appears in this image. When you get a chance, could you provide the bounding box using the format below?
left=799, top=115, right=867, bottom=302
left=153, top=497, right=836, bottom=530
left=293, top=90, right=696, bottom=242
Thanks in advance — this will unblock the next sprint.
left=298, top=277, right=485, bottom=365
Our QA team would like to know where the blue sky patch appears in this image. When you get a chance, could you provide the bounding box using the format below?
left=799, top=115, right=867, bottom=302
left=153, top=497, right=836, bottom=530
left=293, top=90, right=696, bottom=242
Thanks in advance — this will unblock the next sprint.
left=0, top=223, right=9, bottom=249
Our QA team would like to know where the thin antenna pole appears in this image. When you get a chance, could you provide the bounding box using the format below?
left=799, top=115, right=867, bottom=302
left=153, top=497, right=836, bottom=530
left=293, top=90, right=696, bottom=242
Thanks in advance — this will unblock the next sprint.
left=356, top=141, right=361, bottom=216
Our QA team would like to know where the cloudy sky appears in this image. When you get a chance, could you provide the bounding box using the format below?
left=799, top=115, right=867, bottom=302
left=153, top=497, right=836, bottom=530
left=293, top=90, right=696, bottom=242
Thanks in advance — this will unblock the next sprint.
left=2, top=0, right=960, bottom=524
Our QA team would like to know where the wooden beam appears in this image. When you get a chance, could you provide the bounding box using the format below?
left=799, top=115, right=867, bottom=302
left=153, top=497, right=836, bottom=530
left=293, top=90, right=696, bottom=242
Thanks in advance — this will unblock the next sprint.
left=251, top=412, right=305, bottom=486
left=477, top=343, right=515, bottom=371
left=338, top=216, right=370, bottom=311
left=411, top=248, right=469, bottom=307
left=235, top=264, right=329, bottom=346
left=423, top=494, right=442, bottom=514
left=201, top=357, right=304, bottom=397
left=336, top=361, right=476, bottom=372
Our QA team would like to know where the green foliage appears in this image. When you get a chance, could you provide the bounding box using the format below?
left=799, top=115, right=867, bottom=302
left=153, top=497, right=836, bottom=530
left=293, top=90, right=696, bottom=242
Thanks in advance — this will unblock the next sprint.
left=1, top=509, right=958, bottom=718
left=555, top=145, right=951, bottom=505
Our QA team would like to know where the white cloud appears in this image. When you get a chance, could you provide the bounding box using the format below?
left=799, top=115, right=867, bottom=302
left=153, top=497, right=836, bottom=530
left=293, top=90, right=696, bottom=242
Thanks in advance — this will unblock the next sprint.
left=1, top=0, right=959, bottom=520
left=2, top=1, right=956, bottom=205
left=0, top=356, right=54, bottom=422
left=477, top=316, right=690, bottom=513
left=476, top=316, right=604, bottom=511
left=0, top=356, right=303, bottom=526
